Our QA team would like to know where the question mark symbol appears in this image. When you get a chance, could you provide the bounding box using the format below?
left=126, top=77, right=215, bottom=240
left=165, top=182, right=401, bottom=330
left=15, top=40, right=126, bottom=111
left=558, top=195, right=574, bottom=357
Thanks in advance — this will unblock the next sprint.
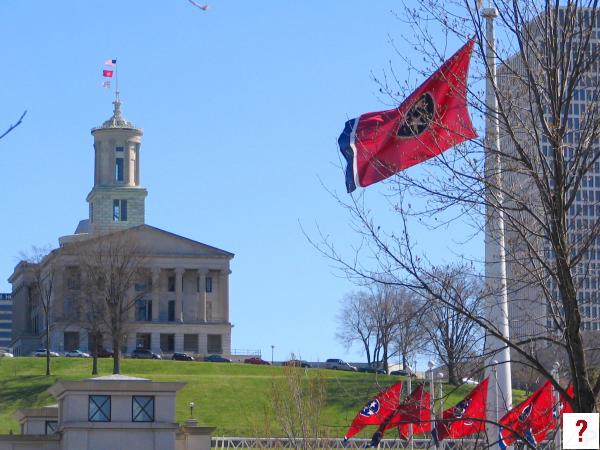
left=576, top=419, right=588, bottom=442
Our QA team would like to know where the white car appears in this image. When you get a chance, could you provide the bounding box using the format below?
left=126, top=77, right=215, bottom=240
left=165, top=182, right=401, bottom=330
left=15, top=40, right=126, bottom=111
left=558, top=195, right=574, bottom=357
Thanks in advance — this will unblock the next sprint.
left=65, top=349, right=90, bottom=358
left=462, top=377, right=479, bottom=385
left=33, top=349, right=60, bottom=357
left=325, top=358, right=358, bottom=372
left=0, top=351, right=14, bottom=358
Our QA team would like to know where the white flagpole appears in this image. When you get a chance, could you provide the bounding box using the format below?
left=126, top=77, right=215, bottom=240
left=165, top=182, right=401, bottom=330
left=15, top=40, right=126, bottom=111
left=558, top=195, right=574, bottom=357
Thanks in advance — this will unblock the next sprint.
left=407, top=375, right=414, bottom=450
left=552, top=362, right=561, bottom=450
left=481, top=5, right=513, bottom=449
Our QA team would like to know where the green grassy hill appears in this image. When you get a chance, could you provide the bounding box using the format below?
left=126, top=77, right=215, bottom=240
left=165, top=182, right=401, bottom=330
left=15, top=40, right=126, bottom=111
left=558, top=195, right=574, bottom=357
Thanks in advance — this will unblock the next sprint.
left=0, top=358, right=525, bottom=437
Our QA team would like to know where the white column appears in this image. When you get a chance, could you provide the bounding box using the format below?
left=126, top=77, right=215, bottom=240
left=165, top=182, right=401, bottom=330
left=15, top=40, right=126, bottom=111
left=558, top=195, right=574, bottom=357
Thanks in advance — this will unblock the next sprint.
left=174, top=333, right=184, bottom=353
left=482, top=7, right=513, bottom=447
left=151, top=267, right=160, bottom=322
left=198, top=270, right=207, bottom=322
left=219, top=270, right=230, bottom=322
left=175, top=268, right=184, bottom=322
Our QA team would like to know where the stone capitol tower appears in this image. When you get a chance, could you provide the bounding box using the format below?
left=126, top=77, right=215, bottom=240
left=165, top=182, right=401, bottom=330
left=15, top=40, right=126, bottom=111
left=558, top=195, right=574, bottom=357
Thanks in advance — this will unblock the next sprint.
left=87, top=94, right=147, bottom=234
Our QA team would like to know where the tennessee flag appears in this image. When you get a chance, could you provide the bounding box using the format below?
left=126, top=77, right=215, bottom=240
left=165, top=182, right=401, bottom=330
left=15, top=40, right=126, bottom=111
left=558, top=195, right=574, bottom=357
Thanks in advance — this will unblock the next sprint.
left=396, top=384, right=432, bottom=438
left=339, top=39, right=477, bottom=193
left=103, top=70, right=114, bottom=78
left=433, top=378, right=488, bottom=442
left=499, top=380, right=555, bottom=449
left=369, top=383, right=431, bottom=445
left=344, top=382, right=403, bottom=440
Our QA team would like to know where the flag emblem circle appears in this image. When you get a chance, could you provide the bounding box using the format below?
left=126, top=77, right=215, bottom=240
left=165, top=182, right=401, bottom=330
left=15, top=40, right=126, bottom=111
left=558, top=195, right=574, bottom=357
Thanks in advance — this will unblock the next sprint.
left=396, top=92, right=435, bottom=138
left=518, top=404, right=532, bottom=423
left=453, top=398, right=471, bottom=419
left=360, top=399, right=380, bottom=417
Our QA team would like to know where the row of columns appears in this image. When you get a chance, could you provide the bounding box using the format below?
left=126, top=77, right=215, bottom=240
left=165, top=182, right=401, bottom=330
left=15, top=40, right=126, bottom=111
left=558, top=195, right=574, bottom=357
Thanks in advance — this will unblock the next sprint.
left=148, top=267, right=229, bottom=323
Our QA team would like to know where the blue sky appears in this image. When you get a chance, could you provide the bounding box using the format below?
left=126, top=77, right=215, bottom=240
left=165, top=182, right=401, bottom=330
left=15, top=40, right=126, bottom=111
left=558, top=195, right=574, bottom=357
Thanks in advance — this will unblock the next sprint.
left=0, top=1, right=482, bottom=366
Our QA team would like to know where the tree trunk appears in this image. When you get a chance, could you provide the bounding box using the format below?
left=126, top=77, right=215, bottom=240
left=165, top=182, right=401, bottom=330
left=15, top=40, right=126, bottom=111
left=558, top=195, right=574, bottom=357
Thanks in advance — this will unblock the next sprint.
left=112, top=336, right=121, bottom=374
left=45, top=321, right=50, bottom=376
left=92, top=334, right=99, bottom=375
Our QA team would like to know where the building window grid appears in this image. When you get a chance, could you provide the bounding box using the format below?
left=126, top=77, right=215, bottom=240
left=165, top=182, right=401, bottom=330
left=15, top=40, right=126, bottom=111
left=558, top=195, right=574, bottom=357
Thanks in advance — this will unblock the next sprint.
left=45, top=420, right=58, bottom=435
left=132, top=395, right=155, bottom=422
left=88, top=395, right=111, bottom=422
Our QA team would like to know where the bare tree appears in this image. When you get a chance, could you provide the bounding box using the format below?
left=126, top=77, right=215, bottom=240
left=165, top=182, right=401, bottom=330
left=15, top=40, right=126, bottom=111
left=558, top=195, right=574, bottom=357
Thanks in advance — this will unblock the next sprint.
left=392, top=291, right=427, bottom=373
left=78, top=230, right=148, bottom=374
left=316, top=0, right=600, bottom=415
left=422, top=264, right=484, bottom=385
left=336, top=291, right=376, bottom=365
left=79, top=270, right=108, bottom=375
left=271, top=357, right=326, bottom=450
left=20, top=246, right=56, bottom=376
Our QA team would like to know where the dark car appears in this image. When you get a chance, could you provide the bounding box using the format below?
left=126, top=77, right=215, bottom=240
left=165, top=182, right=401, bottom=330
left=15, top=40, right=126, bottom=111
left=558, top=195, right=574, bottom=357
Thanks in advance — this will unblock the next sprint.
left=130, top=348, right=162, bottom=359
left=172, top=352, right=195, bottom=361
left=204, top=354, right=232, bottom=363
left=283, top=359, right=311, bottom=368
left=390, top=369, right=416, bottom=377
left=244, top=357, right=270, bottom=365
left=358, top=366, right=387, bottom=374
left=95, top=348, right=113, bottom=358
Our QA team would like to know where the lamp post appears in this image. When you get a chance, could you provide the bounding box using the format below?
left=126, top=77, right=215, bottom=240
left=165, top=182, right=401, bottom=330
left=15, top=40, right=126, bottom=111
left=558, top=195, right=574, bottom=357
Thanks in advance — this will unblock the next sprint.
left=189, top=401, right=195, bottom=419
left=271, top=345, right=274, bottom=365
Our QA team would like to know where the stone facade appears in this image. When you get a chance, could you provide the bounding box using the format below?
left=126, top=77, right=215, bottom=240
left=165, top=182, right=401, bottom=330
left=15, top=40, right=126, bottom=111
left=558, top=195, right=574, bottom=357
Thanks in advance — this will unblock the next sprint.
left=0, top=293, right=11, bottom=349
left=0, top=375, right=214, bottom=450
left=8, top=97, right=234, bottom=358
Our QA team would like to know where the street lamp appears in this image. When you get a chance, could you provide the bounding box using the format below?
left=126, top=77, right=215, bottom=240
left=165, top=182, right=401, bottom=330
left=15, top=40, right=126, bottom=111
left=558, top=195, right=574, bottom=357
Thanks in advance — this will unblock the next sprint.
left=189, top=401, right=195, bottom=418
left=271, top=345, right=274, bottom=365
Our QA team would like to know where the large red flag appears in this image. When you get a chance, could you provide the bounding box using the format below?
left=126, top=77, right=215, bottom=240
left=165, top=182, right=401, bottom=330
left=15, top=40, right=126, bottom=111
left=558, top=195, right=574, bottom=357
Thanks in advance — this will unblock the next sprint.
left=433, top=378, right=488, bottom=442
left=344, top=383, right=403, bottom=440
left=339, top=39, right=477, bottom=193
left=397, top=384, right=432, bottom=438
left=499, top=380, right=555, bottom=449
left=369, top=384, right=431, bottom=446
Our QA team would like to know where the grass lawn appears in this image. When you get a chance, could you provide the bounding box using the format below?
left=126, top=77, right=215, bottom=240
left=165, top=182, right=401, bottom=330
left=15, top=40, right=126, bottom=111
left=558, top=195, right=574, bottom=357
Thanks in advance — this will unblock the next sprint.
left=0, top=358, right=525, bottom=437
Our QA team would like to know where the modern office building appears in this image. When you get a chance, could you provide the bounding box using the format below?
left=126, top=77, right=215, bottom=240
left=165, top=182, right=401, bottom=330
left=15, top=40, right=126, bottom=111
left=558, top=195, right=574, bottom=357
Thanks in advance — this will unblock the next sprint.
left=0, top=293, right=12, bottom=349
left=498, top=8, right=600, bottom=341
left=9, top=96, right=234, bottom=357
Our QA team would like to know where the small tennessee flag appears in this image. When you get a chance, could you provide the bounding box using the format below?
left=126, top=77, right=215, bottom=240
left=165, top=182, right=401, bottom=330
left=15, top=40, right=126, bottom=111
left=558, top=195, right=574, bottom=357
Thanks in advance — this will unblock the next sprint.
left=104, top=59, right=117, bottom=66
left=103, top=70, right=114, bottom=78
left=338, top=39, right=477, bottom=193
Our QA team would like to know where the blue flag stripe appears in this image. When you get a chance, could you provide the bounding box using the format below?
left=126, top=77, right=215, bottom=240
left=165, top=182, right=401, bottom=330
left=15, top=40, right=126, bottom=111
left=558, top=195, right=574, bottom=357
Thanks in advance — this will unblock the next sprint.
left=338, top=118, right=357, bottom=193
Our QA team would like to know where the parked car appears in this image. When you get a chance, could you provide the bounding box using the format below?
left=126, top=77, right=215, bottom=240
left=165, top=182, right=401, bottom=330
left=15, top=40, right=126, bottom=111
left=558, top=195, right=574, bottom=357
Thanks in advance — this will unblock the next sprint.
left=65, top=349, right=90, bottom=358
left=204, top=354, right=232, bottom=363
left=358, top=366, right=386, bottom=374
left=244, top=357, right=270, bottom=365
left=33, top=349, right=59, bottom=357
left=462, top=377, right=479, bottom=385
left=325, top=358, right=357, bottom=372
left=390, top=369, right=416, bottom=377
left=0, top=350, right=14, bottom=358
left=172, top=352, right=195, bottom=361
left=95, top=348, right=114, bottom=358
left=283, top=359, right=311, bottom=368
left=130, top=348, right=162, bottom=359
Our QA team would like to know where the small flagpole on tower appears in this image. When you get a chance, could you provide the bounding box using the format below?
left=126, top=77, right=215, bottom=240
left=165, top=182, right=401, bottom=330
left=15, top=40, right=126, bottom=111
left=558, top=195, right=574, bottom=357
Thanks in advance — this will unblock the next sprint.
left=115, top=58, right=119, bottom=102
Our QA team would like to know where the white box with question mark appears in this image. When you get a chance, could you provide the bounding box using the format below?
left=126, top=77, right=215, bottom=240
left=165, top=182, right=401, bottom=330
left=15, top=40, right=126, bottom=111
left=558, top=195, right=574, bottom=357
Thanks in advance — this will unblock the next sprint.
left=563, top=413, right=599, bottom=449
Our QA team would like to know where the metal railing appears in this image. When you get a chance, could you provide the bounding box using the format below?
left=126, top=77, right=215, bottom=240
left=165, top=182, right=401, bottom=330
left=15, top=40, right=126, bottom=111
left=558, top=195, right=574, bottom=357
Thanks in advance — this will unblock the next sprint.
left=231, top=349, right=261, bottom=356
left=211, top=437, right=557, bottom=450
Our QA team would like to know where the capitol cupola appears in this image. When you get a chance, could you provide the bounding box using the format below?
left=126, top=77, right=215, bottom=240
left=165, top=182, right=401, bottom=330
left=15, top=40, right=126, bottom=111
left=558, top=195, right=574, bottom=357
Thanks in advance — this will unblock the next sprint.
left=87, top=94, right=147, bottom=234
